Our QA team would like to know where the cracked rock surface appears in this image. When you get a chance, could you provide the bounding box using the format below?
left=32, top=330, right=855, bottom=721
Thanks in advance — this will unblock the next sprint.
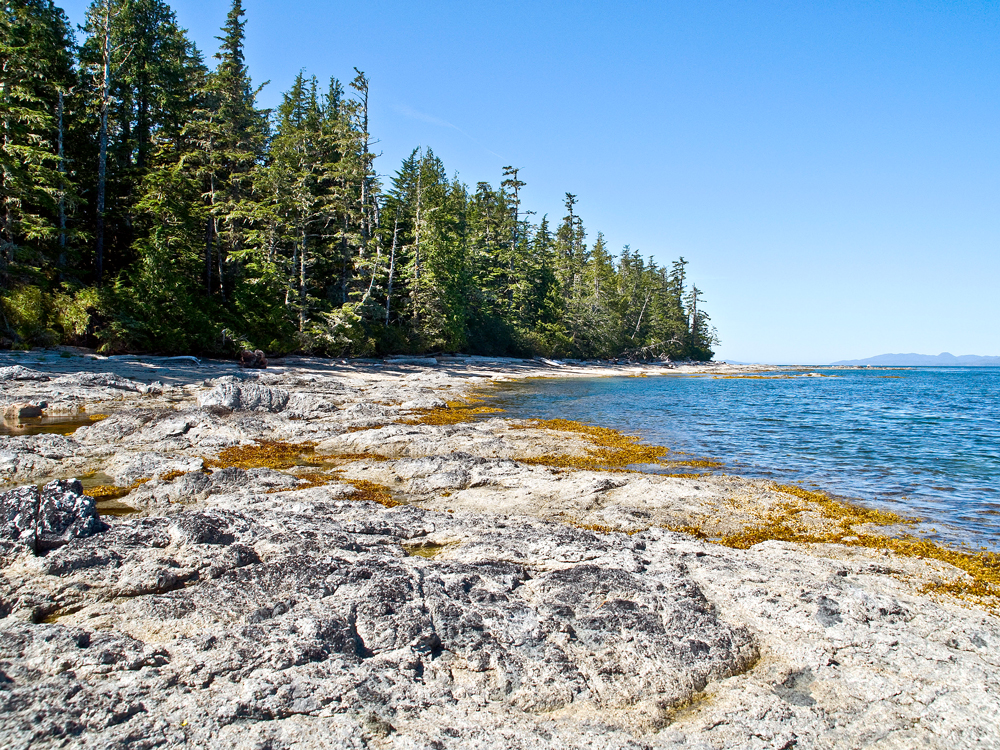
left=0, top=350, right=998, bottom=749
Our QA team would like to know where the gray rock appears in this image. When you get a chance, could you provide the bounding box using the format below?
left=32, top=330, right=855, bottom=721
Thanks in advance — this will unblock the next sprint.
left=0, top=434, right=86, bottom=485
left=53, top=371, right=155, bottom=393
left=1, top=350, right=998, bottom=749
left=0, top=496, right=757, bottom=747
left=400, top=396, right=447, bottom=410
left=0, top=485, right=39, bottom=554
left=0, top=479, right=105, bottom=556
left=104, top=452, right=204, bottom=486
left=0, top=365, right=50, bottom=382
left=35, top=479, right=106, bottom=550
left=198, top=377, right=290, bottom=413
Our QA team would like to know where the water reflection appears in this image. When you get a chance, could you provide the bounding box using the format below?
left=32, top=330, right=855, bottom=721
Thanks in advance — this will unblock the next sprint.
left=0, top=413, right=97, bottom=437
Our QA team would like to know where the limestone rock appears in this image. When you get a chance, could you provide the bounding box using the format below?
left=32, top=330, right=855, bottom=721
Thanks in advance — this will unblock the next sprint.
left=104, top=452, right=204, bottom=486
left=0, top=434, right=87, bottom=485
left=0, top=365, right=50, bottom=382
left=1, top=349, right=998, bottom=748
left=198, top=377, right=289, bottom=413
left=3, top=402, right=45, bottom=420
left=400, top=396, right=447, bottom=410
left=52, top=371, right=157, bottom=393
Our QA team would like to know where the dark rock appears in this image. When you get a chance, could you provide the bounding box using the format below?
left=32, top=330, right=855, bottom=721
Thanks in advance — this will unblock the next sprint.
left=36, top=479, right=107, bottom=551
left=3, top=403, right=44, bottom=420
left=0, top=485, right=39, bottom=553
left=238, top=350, right=268, bottom=369
left=0, top=480, right=106, bottom=557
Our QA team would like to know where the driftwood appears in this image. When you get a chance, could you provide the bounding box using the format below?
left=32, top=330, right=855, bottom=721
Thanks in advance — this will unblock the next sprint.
left=618, top=337, right=684, bottom=362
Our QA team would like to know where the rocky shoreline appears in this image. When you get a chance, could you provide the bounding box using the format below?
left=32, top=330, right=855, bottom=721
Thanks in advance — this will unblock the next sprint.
left=1, top=350, right=998, bottom=749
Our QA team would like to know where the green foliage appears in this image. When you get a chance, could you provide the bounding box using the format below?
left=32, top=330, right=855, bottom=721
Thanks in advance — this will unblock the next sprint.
left=0, top=286, right=56, bottom=347
left=298, top=303, right=374, bottom=357
left=51, top=285, right=102, bottom=342
left=1, top=0, right=720, bottom=361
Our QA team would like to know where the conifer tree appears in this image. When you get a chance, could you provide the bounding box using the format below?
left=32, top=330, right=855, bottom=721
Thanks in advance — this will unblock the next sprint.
left=197, top=0, right=267, bottom=299
left=1, top=0, right=721, bottom=360
left=0, top=0, right=78, bottom=285
left=81, top=0, right=201, bottom=281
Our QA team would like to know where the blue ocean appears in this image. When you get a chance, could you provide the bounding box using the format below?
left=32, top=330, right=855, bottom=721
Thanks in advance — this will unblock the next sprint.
left=492, top=368, right=1000, bottom=550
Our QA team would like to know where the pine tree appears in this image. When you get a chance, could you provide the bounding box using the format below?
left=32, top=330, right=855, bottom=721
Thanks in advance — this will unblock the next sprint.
left=81, top=0, right=201, bottom=282
left=196, top=0, right=267, bottom=300
left=0, top=0, right=78, bottom=285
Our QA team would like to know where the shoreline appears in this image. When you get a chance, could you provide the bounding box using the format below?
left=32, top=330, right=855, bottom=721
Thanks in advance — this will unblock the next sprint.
left=1, top=349, right=998, bottom=748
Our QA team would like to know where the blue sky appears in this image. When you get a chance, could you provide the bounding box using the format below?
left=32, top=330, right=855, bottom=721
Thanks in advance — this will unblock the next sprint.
left=59, top=0, right=1000, bottom=363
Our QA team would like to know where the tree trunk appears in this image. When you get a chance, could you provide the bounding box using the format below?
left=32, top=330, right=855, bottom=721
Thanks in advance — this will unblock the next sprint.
left=385, top=211, right=399, bottom=325
left=57, top=91, right=67, bottom=271
left=204, top=217, right=214, bottom=295
left=299, top=228, right=307, bottom=332
left=217, top=218, right=226, bottom=302
left=286, top=237, right=298, bottom=308
left=340, top=211, right=349, bottom=304
left=632, top=290, right=651, bottom=340
left=95, top=3, right=112, bottom=284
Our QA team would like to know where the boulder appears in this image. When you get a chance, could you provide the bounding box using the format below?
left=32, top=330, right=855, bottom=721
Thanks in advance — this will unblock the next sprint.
left=0, top=479, right=106, bottom=556
left=238, top=349, right=268, bottom=369
left=0, top=365, right=50, bottom=382
left=198, top=377, right=289, bottom=413
left=35, top=478, right=106, bottom=551
left=0, top=485, right=40, bottom=552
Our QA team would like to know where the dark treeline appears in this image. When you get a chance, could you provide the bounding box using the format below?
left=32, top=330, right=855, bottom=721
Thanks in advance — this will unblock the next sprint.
left=1, top=0, right=718, bottom=360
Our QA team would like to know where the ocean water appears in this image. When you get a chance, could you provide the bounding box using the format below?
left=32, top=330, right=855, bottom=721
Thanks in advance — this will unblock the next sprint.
left=492, top=367, right=1000, bottom=550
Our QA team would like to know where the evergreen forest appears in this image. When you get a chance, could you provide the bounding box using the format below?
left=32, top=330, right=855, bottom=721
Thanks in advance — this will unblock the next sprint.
left=1, top=0, right=719, bottom=360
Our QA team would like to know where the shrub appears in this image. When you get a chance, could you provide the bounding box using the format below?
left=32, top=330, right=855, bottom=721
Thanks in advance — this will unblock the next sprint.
left=0, top=286, right=57, bottom=348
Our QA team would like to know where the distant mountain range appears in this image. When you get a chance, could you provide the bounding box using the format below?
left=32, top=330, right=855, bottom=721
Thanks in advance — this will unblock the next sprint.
left=831, top=352, right=1000, bottom=366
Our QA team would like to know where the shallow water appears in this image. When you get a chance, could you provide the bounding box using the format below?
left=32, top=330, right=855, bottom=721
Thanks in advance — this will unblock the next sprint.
left=0, top=413, right=96, bottom=437
left=494, top=367, right=1000, bottom=550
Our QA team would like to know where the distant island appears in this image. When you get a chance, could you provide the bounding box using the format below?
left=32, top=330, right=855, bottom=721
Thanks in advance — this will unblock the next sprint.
left=832, top=352, right=1000, bottom=366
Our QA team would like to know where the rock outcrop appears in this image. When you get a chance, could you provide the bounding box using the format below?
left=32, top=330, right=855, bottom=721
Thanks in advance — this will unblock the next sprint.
left=0, top=350, right=997, bottom=749
left=1, top=479, right=105, bottom=559
left=198, top=376, right=290, bottom=413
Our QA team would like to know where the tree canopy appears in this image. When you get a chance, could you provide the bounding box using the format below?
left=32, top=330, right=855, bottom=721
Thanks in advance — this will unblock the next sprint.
left=0, top=0, right=718, bottom=360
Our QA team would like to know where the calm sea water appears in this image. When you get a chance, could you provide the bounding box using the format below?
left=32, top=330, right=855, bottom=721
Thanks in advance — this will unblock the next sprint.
left=492, top=368, right=1000, bottom=550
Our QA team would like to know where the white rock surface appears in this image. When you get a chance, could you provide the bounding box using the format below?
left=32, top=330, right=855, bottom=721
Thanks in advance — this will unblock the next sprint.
left=0, top=349, right=996, bottom=749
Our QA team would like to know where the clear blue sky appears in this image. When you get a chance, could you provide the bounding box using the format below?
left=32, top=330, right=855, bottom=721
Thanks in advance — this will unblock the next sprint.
left=59, top=0, right=1000, bottom=364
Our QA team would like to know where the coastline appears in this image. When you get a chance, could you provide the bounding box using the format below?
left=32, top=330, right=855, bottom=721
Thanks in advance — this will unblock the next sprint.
left=1, top=350, right=998, bottom=748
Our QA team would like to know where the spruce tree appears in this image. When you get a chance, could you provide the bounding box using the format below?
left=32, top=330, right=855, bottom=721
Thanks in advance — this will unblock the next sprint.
left=0, top=0, right=78, bottom=286
left=196, top=0, right=267, bottom=300
left=81, top=0, right=200, bottom=281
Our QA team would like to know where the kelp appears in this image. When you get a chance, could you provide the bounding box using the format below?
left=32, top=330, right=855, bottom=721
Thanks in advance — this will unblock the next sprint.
left=708, top=484, right=1000, bottom=611
left=205, top=440, right=318, bottom=471
left=518, top=418, right=716, bottom=472
left=402, top=391, right=505, bottom=426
